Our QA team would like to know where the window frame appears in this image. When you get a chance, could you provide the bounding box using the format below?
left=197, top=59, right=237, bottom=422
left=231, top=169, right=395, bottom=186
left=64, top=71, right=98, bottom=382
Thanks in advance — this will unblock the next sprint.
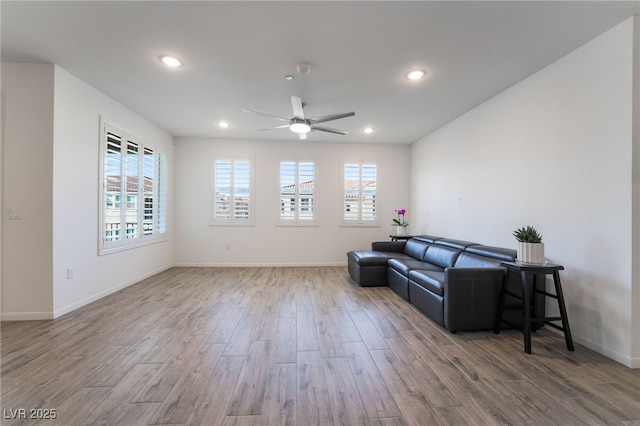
left=341, top=160, right=378, bottom=227
left=99, top=120, right=168, bottom=255
left=211, top=157, right=254, bottom=226
left=278, top=159, right=317, bottom=226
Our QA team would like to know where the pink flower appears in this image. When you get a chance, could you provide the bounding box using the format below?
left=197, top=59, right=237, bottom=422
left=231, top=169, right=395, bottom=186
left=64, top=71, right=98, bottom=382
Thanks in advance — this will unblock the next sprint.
left=392, top=209, right=408, bottom=227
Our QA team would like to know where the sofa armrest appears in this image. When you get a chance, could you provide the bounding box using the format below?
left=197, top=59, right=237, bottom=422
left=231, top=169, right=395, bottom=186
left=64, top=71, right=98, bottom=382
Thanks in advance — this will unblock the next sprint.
left=371, top=240, right=406, bottom=253
left=444, top=267, right=505, bottom=331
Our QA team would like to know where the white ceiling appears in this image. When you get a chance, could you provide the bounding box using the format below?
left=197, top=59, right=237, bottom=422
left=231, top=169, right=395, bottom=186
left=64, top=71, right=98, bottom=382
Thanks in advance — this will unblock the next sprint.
left=2, top=1, right=638, bottom=144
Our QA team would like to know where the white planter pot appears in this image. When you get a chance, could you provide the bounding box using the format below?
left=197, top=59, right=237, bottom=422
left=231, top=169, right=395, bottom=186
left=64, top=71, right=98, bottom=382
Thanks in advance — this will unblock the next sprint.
left=517, top=242, right=545, bottom=265
left=396, top=226, right=406, bottom=236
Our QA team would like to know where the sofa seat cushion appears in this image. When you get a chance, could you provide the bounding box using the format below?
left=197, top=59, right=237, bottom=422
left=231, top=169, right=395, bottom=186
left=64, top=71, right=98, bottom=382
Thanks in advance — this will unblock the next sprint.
left=409, top=270, right=445, bottom=296
left=388, top=258, right=443, bottom=276
left=382, top=252, right=415, bottom=261
left=347, top=251, right=389, bottom=266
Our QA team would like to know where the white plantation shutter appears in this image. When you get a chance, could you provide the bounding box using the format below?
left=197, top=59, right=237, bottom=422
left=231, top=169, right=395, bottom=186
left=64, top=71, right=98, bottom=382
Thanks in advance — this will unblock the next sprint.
left=100, top=121, right=167, bottom=254
left=104, top=129, right=122, bottom=242
left=280, top=161, right=315, bottom=223
left=157, top=153, right=167, bottom=234
left=142, top=146, right=155, bottom=236
left=233, top=161, right=251, bottom=220
left=213, top=159, right=252, bottom=225
left=214, top=160, right=232, bottom=219
left=343, top=162, right=377, bottom=224
left=125, top=139, right=140, bottom=239
left=361, top=164, right=377, bottom=221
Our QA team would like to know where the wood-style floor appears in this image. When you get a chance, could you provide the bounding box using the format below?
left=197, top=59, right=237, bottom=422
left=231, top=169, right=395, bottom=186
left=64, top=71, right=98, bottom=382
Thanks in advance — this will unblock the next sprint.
left=2, top=267, right=639, bottom=425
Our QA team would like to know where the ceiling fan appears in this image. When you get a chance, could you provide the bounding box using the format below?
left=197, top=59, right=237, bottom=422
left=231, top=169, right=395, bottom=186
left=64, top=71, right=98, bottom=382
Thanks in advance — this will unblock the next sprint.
left=242, top=96, right=355, bottom=140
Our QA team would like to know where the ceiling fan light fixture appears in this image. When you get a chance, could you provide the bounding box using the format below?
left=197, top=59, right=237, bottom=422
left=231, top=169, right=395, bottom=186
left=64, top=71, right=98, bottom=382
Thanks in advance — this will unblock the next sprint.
left=405, top=69, right=426, bottom=81
left=217, top=121, right=230, bottom=129
left=160, top=55, right=183, bottom=68
left=363, top=127, right=375, bottom=134
left=290, top=120, right=311, bottom=134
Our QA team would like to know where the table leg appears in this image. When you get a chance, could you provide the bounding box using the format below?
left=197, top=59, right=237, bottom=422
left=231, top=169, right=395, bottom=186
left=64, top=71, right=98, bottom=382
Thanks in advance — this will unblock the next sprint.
left=553, top=270, right=575, bottom=351
left=531, top=273, right=539, bottom=332
left=521, top=270, right=532, bottom=354
left=493, top=268, right=509, bottom=334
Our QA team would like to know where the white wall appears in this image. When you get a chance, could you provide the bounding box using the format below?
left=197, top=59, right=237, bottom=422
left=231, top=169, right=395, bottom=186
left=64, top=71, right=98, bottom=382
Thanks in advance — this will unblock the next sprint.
left=633, top=15, right=640, bottom=371
left=1, top=63, right=55, bottom=319
left=51, top=67, right=175, bottom=317
left=1, top=63, right=175, bottom=319
left=174, top=138, right=411, bottom=266
left=412, top=18, right=638, bottom=367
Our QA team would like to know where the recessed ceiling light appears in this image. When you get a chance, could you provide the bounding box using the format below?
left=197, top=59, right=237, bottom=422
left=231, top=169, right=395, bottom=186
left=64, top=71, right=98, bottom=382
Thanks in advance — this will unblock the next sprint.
left=160, top=55, right=183, bottom=68
left=405, top=69, right=426, bottom=81
left=363, top=127, right=375, bottom=134
left=285, top=75, right=294, bottom=81
left=217, top=121, right=230, bottom=129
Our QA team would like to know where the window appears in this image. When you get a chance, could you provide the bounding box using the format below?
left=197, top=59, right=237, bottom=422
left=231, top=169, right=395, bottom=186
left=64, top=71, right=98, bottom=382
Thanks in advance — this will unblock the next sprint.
left=280, top=161, right=315, bottom=224
left=343, top=162, right=377, bottom=224
left=157, top=153, right=168, bottom=234
left=100, top=121, right=167, bottom=254
left=212, top=158, right=253, bottom=225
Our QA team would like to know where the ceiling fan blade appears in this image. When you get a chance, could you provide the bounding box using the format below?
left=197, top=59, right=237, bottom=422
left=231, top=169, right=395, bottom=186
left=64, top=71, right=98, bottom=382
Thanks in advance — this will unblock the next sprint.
left=257, top=124, right=290, bottom=131
left=311, top=125, right=347, bottom=135
left=308, top=111, right=355, bottom=124
left=242, top=109, right=290, bottom=122
left=298, top=132, right=307, bottom=141
left=291, top=96, right=305, bottom=119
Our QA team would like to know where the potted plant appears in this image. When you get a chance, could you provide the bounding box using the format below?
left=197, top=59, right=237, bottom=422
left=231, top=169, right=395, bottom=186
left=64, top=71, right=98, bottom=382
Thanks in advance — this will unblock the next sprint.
left=392, top=209, right=409, bottom=235
left=513, top=225, right=545, bottom=264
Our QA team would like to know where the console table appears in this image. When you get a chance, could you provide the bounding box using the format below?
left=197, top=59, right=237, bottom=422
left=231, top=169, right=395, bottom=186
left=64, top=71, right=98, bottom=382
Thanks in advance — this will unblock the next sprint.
left=389, top=234, right=412, bottom=241
left=494, top=261, right=574, bottom=354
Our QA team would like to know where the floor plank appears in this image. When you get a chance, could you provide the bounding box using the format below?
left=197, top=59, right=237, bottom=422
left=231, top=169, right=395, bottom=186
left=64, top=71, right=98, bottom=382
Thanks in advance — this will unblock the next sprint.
left=2, top=266, right=639, bottom=425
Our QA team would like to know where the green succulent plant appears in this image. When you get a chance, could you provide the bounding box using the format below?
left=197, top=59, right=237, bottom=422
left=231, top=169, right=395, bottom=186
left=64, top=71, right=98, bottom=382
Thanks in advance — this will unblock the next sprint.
left=513, top=226, right=543, bottom=243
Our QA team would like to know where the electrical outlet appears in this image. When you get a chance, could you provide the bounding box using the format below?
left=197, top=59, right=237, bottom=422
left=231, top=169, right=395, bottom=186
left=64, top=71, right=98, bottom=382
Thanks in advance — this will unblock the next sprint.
left=67, top=267, right=74, bottom=279
left=457, top=194, right=462, bottom=203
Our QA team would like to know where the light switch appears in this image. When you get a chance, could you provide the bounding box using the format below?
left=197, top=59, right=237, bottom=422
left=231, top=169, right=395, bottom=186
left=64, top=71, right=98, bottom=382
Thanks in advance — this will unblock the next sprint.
left=8, top=208, right=22, bottom=219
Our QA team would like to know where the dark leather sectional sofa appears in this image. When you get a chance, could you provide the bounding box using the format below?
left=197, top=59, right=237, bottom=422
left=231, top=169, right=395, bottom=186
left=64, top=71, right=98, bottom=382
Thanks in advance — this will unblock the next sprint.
left=347, top=235, right=538, bottom=333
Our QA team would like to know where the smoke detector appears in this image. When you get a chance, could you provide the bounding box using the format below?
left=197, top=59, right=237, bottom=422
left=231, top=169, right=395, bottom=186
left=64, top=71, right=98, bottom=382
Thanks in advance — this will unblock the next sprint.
left=297, top=63, right=312, bottom=75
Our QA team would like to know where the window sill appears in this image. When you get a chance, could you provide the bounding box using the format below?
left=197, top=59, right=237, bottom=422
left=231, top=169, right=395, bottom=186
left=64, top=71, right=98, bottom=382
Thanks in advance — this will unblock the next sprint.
left=209, top=222, right=255, bottom=227
left=276, top=222, right=319, bottom=227
left=99, top=235, right=168, bottom=256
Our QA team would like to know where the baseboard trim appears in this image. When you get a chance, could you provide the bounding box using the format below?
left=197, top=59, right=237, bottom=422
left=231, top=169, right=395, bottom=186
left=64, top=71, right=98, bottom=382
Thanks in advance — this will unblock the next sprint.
left=547, top=327, right=637, bottom=368
left=173, top=262, right=347, bottom=267
left=582, top=340, right=637, bottom=369
left=52, top=265, right=174, bottom=319
left=1, top=311, right=54, bottom=321
left=0, top=265, right=174, bottom=322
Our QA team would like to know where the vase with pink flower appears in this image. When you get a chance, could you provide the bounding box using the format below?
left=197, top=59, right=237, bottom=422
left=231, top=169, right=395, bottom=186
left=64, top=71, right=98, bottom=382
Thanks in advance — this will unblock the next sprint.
left=392, top=209, right=409, bottom=235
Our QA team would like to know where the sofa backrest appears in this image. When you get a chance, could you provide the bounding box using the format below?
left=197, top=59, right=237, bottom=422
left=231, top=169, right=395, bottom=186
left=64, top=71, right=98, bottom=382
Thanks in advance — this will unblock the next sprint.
left=403, top=238, right=430, bottom=259
left=465, top=245, right=516, bottom=262
left=454, top=252, right=504, bottom=268
left=454, top=245, right=517, bottom=268
left=423, top=244, right=461, bottom=269
left=434, top=238, right=479, bottom=250
left=411, top=235, right=443, bottom=244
